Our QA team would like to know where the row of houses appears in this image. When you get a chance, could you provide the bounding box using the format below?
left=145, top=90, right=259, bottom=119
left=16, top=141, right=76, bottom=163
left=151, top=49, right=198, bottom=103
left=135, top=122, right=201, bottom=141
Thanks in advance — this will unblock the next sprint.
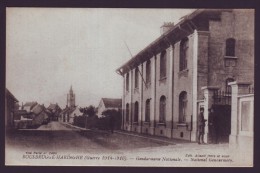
left=116, top=9, right=254, bottom=144
left=5, top=88, right=63, bottom=130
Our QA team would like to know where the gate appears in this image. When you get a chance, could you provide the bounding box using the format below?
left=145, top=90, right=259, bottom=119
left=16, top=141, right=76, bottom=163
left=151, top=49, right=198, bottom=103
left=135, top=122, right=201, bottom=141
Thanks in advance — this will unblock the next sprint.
left=209, top=90, right=231, bottom=143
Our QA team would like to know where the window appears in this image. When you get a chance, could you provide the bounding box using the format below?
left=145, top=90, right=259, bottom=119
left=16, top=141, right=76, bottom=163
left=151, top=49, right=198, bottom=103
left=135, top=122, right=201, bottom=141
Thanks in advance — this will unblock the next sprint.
left=179, top=37, right=189, bottom=71
left=179, top=91, right=187, bottom=123
left=126, top=73, right=129, bottom=91
left=225, top=38, right=236, bottom=56
left=146, top=60, right=151, bottom=83
left=226, top=78, right=234, bottom=94
left=134, top=101, right=139, bottom=122
left=159, top=96, right=166, bottom=123
left=160, top=51, right=166, bottom=79
left=135, top=68, right=139, bottom=88
left=126, top=103, right=129, bottom=122
left=145, top=99, right=150, bottom=122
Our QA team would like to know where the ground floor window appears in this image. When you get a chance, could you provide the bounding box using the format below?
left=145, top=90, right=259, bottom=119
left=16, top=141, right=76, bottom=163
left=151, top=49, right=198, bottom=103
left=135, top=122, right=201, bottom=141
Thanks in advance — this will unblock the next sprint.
left=134, top=101, right=139, bottom=122
left=159, top=96, right=166, bottom=123
left=145, top=99, right=150, bottom=122
left=126, top=103, right=129, bottom=122
left=179, top=91, right=187, bottom=123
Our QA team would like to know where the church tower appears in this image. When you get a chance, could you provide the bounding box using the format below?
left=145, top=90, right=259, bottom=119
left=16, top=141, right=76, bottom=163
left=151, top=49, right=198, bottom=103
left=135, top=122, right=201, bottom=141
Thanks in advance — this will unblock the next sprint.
left=67, top=85, right=75, bottom=107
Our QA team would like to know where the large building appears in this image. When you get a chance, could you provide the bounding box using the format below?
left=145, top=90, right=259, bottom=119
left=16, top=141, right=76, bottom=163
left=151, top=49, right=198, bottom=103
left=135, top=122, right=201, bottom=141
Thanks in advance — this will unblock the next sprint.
left=116, top=9, right=254, bottom=142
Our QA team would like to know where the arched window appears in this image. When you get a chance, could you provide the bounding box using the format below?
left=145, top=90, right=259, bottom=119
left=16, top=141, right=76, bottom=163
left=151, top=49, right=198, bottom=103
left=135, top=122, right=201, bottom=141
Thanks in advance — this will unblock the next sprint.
left=179, top=37, right=189, bottom=71
left=126, top=73, right=129, bottom=91
left=160, top=50, right=166, bottom=79
left=225, top=38, right=236, bottom=56
left=135, top=68, right=139, bottom=88
left=145, top=99, right=150, bottom=122
left=146, top=60, right=151, bottom=83
left=134, top=101, right=139, bottom=122
left=126, top=103, right=129, bottom=122
left=159, top=96, right=166, bottom=123
left=179, top=91, right=187, bottom=123
left=226, top=78, right=234, bottom=93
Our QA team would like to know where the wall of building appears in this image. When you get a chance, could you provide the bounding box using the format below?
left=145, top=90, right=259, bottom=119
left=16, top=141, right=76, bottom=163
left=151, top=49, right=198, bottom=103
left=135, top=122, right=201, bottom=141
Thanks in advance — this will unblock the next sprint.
left=208, top=10, right=254, bottom=89
left=121, top=9, right=254, bottom=142
left=172, top=33, right=195, bottom=140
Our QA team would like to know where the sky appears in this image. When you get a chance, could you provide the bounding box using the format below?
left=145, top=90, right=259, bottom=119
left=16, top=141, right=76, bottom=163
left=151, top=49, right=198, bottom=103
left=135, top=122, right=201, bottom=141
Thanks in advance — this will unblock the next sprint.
left=6, top=8, right=194, bottom=108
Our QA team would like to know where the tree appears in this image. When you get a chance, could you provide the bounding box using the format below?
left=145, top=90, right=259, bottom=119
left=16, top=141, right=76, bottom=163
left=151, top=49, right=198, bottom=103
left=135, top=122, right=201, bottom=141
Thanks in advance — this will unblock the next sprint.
left=79, top=105, right=97, bottom=129
left=80, top=105, right=96, bottom=117
left=100, top=109, right=122, bottom=131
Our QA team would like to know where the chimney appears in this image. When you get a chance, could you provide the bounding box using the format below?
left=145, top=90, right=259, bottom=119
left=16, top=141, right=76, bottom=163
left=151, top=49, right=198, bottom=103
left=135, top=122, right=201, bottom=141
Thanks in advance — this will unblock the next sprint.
left=160, top=22, right=174, bottom=35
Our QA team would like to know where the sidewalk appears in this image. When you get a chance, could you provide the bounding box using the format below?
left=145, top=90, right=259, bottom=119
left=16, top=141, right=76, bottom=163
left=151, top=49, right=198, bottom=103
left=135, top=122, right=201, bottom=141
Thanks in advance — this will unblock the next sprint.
left=91, top=129, right=193, bottom=145
left=60, top=122, right=89, bottom=131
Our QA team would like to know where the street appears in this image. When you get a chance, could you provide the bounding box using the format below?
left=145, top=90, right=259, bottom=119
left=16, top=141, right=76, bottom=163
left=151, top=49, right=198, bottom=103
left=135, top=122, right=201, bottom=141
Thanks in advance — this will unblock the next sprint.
left=6, top=121, right=245, bottom=166
left=6, top=121, right=172, bottom=154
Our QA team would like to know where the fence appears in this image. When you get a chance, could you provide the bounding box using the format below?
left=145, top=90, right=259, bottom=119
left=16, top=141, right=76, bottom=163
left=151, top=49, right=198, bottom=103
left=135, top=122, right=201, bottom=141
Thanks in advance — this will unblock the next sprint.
left=213, top=90, right=231, bottom=105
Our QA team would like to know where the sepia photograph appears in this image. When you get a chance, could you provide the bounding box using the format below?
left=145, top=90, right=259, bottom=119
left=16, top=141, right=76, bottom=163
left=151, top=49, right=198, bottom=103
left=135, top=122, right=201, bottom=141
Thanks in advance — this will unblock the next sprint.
left=5, top=8, right=254, bottom=167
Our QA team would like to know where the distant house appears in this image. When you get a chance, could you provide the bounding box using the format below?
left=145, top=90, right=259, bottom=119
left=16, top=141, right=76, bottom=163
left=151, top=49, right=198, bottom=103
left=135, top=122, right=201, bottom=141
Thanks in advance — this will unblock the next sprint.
left=59, top=106, right=70, bottom=122
left=14, top=110, right=28, bottom=120
left=68, top=106, right=82, bottom=124
left=59, top=106, right=77, bottom=123
left=23, top=102, right=37, bottom=112
left=97, top=98, right=122, bottom=118
left=5, top=89, right=19, bottom=130
left=47, top=103, right=62, bottom=121
left=31, top=104, right=48, bottom=126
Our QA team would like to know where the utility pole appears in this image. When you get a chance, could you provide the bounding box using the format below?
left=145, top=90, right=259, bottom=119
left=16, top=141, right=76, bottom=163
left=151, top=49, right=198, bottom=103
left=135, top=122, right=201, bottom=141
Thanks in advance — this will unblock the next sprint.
left=123, top=41, right=147, bottom=89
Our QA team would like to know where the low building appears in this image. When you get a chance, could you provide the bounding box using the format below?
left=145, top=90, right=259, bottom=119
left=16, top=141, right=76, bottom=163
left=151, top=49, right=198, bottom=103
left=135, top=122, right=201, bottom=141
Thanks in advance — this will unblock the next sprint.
left=68, top=106, right=82, bottom=124
left=31, top=104, right=48, bottom=126
left=97, top=98, right=122, bottom=118
left=5, top=89, right=19, bottom=130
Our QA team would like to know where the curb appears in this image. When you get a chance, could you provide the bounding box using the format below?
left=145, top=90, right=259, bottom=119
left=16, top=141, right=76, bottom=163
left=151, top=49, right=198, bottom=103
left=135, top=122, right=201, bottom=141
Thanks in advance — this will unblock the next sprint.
left=60, top=122, right=90, bottom=131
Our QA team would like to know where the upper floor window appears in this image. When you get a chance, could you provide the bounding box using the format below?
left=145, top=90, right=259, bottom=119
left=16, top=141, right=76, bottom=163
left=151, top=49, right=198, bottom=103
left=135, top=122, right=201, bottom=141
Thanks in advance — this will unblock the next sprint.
left=145, top=99, right=150, bottom=122
left=179, top=91, right=187, bottom=123
left=135, top=68, right=139, bottom=88
left=146, top=60, right=151, bottom=83
left=126, top=73, right=129, bottom=91
left=126, top=103, right=129, bottom=122
left=160, top=50, right=166, bottom=79
left=179, top=37, right=189, bottom=71
left=159, top=96, right=166, bottom=123
left=225, top=38, right=236, bottom=57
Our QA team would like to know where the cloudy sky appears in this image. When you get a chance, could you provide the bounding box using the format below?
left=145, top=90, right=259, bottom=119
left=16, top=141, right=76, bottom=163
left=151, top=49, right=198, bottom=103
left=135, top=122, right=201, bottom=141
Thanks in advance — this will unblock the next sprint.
left=6, top=8, right=194, bottom=108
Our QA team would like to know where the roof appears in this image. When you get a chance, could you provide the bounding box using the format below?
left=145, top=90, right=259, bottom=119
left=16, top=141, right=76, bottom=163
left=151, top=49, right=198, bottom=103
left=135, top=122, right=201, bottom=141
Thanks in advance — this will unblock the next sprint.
left=48, top=103, right=61, bottom=110
left=60, top=106, right=76, bottom=115
left=6, top=89, right=18, bottom=102
left=31, top=104, right=44, bottom=115
left=116, top=9, right=225, bottom=75
left=14, top=110, right=27, bottom=115
left=24, top=101, right=37, bottom=107
left=102, top=98, right=122, bottom=108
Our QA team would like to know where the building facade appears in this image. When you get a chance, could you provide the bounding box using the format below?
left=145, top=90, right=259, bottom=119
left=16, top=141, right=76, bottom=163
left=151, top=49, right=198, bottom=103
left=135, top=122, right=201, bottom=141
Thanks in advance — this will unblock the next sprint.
left=116, top=9, right=254, bottom=142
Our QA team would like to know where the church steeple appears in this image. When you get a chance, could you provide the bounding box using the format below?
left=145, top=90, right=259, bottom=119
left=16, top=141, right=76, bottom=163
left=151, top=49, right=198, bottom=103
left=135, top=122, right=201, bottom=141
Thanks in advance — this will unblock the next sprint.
left=67, top=85, right=75, bottom=108
left=70, top=85, right=73, bottom=93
